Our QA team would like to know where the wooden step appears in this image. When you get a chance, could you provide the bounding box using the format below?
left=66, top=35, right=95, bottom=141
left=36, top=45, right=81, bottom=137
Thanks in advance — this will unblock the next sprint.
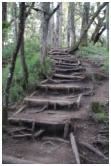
left=38, top=83, right=90, bottom=91
left=53, top=74, right=85, bottom=80
left=55, top=67, right=86, bottom=73
left=51, top=57, right=77, bottom=63
left=8, top=107, right=86, bottom=128
left=52, top=60, right=78, bottom=65
left=24, top=96, right=78, bottom=108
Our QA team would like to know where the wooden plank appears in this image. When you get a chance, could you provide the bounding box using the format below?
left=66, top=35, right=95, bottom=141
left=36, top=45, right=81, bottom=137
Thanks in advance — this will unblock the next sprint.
left=12, top=105, right=27, bottom=116
left=80, top=142, right=108, bottom=160
left=24, top=97, right=77, bottom=106
left=70, top=132, right=81, bottom=164
left=53, top=74, right=85, bottom=80
left=12, top=133, right=32, bottom=138
left=34, top=129, right=45, bottom=138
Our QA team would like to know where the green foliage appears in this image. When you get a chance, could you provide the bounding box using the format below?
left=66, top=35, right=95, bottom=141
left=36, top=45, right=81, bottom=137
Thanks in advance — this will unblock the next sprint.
left=2, top=43, right=15, bottom=60
left=91, top=101, right=108, bottom=122
left=2, top=38, right=51, bottom=103
left=97, top=111, right=108, bottom=122
left=101, top=57, right=109, bottom=74
left=91, top=101, right=104, bottom=113
left=2, top=52, right=51, bottom=102
left=2, top=21, right=11, bottom=30
left=76, top=42, right=109, bottom=74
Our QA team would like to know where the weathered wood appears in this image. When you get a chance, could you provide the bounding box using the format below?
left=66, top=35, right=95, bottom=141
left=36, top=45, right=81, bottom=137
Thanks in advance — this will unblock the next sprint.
left=70, top=132, right=81, bottom=164
left=55, top=67, right=86, bottom=73
left=24, top=96, right=77, bottom=107
left=42, top=136, right=70, bottom=144
left=12, top=133, right=32, bottom=138
left=39, top=84, right=87, bottom=91
left=40, top=78, right=58, bottom=84
left=30, top=91, right=37, bottom=97
left=77, top=94, right=82, bottom=108
left=8, top=117, right=65, bottom=126
left=53, top=74, right=85, bottom=80
left=31, top=105, right=47, bottom=114
left=2, top=155, right=36, bottom=164
left=64, top=121, right=70, bottom=139
left=34, top=129, right=45, bottom=138
left=12, top=105, right=27, bottom=116
left=80, top=142, right=108, bottom=160
left=53, top=62, right=78, bottom=67
left=8, top=127, right=27, bottom=135
left=31, top=121, right=35, bottom=132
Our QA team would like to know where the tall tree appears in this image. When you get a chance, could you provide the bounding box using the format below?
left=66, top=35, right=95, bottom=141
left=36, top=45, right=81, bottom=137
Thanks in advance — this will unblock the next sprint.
left=106, top=3, right=109, bottom=51
left=47, top=3, right=54, bottom=49
left=2, top=2, right=7, bottom=47
left=70, top=2, right=76, bottom=47
left=13, top=2, right=18, bottom=42
left=67, top=3, right=71, bottom=47
left=34, top=2, right=60, bottom=65
left=20, top=3, right=35, bottom=87
left=80, top=2, right=90, bottom=46
left=3, top=2, right=26, bottom=126
left=67, top=2, right=76, bottom=47
left=91, top=4, right=106, bottom=44
left=56, top=2, right=62, bottom=48
left=69, top=2, right=108, bottom=53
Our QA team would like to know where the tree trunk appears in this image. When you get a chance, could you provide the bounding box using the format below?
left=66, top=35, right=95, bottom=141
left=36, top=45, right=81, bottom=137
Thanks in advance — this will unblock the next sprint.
left=69, top=2, right=108, bottom=53
left=13, top=2, right=18, bottom=42
left=40, top=3, right=50, bottom=65
left=2, top=2, right=7, bottom=47
left=70, top=2, right=76, bottom=47
left=40, top=2, right=60, bottom=65
left=20, top=35, right=28, bottom=86
left=91, top=4, right=106, bottom=45
left=80, top=2, right=90, bottom=47
left=106, top=3, right=109, bottom=51
left=47, top=3, right=54, bottom=49
left=93, top=25, right=106, bottom=44
left=56, top=2, right=62, bottom=48
left=3, top=2, right=26, bottom=127
left=67, top=3, right=71, bottom=47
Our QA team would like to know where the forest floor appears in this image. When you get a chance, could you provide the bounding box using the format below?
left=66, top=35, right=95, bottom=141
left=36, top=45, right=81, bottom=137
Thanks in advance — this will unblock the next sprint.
left=2, top=48, right=109, bottom=164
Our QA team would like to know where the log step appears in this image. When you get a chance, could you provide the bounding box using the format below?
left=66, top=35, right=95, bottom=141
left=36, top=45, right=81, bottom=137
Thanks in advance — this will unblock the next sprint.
left=24, top=96, right=78, bottom=108
left=8, top=108, right=86, bottom=128
left=38, top=83, right=91, bottom=92
left=53, top=74, right=85, bottom=80
left=51, top=57, right=77, bottom=63
left=52, top=61, right=79, bottom=66
left=55, top=67, right=86, bottom=73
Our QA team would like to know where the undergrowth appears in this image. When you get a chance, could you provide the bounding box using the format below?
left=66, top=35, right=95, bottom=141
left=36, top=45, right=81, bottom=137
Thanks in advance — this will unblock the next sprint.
left=2, top=40, right=51, bottom=103
left=76, top=42, right=109, bottom=74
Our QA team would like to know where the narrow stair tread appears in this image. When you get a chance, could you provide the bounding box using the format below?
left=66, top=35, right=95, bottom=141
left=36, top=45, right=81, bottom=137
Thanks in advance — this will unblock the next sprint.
left=24, top=95, right=78, bottom=105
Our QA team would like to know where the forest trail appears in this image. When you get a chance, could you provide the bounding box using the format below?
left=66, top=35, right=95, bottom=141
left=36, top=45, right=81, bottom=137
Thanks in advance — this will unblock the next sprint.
left=3, top=48, right=109, bottom=164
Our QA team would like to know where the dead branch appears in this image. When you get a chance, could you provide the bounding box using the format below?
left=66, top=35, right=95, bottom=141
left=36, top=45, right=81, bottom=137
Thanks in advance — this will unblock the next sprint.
left=70, top=132, right=81, bottom=164
left=34, top=129, right=45, bottom=138
left=80, top=142, right=108, bottom=160
left=42, top=136, right=70, bottom=144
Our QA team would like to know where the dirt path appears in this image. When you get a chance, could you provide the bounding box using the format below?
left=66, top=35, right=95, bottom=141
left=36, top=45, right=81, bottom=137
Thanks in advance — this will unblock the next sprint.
left=3, top=48, right=109, bottom=164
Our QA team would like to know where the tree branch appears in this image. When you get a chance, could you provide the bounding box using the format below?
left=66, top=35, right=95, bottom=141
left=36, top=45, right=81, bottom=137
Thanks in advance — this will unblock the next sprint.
left=49, top=3, right=60, bottom=19
left=25, top=2, right=35, bottom=18
left=31, top=7, right=48, bottom=15
left=69, top=2, right=108, bottom=53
